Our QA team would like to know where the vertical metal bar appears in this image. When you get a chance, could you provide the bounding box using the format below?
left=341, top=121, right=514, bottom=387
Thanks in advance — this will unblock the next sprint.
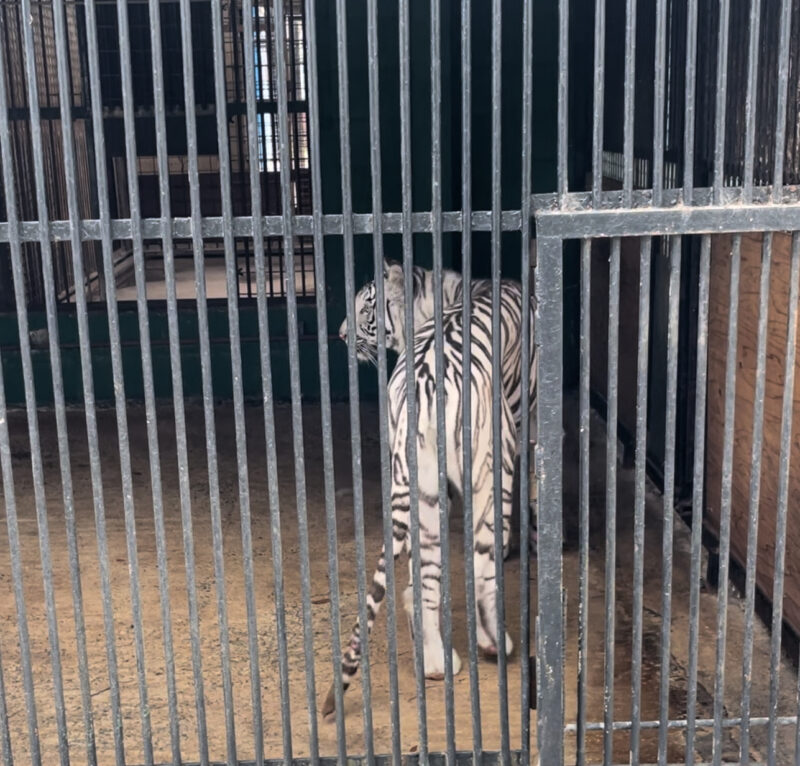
left=252, top=0, right=300, bottom=756
left=712, top=234, right=742, bottom=766
left=630, top=237, right=652, bottom=764
left=591, top=0, right=606, bottom=202
left=0, top=353, right=39, bottom=766
left=176, top=0, right=222, bottom=763
left=622, top=0, right=636, bottom=204
left=682, top=0, right=699, bottom=200
left=287, top=6, right=306, bottom=297
left=228, top=0, right=247, bottom=295
left=21, top=1, right=122, bottom=763
left=253, top=5, right=273, bottom=292
left=490, top=1, right=511, bottom=761
left=766, top=232, right=800, bottom=765
left=460, top=0, right=483, bottom=756
left=520, top=0, right=534, bottom=757
left=713, top=0, right=731, bottom=202
left=429, top=0, right=457, bottom=761
left=535, top=234, right=564, bottom=766
left=652, top=0, right=668, bottom=202
left=55, top=0, right=157, bottom=762
left=740, top=232, right=773, bottom=762
left=272, top=0, right=320, bottom=760
left=83, top=0, right=181, bottom=758
left=364, top=0, right=402, bottom=759
left=576, top=237, right=591, bottom=766
left=0, top=640, right=13, bottom=766
left=0, top=21, right=94, bottom=766
left=603, top=237, right=620, bottom=766
left=742, top=0, right=762, bottom=202
left=797, top=650, right=800, bottom=766
left=0, top=253, right=42, bottom=766
left=772, top=0, right=793, bottom=198
left=557, top=0, right=569, bottom=200
left=208, top=0, right=264, bottom=760
left=178, top=0, right=241, bottom=757
left=658, top=235, right=682, bottom=766
left=652, top=0, right=667, bottom=201
left=265, top=5, right=279, bottom=178
left=254, top=10, right=266, bottom=159
left=685, top=235, right=711, bottom=764
left=398, top=0, right=429, bottom=757
left=334, top=0, right=376, bottom=759
left=196, top=0, right=239, bottom=737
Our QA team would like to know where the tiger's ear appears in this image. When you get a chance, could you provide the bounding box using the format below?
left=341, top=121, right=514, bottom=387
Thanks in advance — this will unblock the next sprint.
left=383, top=259, right=402, bottom=284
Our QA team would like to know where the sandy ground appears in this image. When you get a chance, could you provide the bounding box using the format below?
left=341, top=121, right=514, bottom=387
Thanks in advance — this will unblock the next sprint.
left=0, top=395, right=796, bottom=764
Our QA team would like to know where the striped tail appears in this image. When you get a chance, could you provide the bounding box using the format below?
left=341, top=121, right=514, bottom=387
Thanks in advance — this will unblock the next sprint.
left=322, top=541, right=398, bottom=717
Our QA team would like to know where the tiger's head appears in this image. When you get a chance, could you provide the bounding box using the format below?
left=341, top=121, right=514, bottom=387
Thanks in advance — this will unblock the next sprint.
left=338, top=259, right=406, bottom=365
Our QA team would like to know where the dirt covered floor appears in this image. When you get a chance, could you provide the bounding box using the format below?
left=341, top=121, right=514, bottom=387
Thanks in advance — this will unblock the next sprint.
left=0, top=395, right=796, bottom=764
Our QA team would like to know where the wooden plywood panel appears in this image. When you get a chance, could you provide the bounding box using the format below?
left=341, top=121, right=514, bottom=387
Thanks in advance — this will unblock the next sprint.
left=706, top=232, right=800, bottom=636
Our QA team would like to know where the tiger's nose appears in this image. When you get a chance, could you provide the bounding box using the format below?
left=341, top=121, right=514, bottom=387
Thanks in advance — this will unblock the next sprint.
left=338, top=319, right=347, bottom=341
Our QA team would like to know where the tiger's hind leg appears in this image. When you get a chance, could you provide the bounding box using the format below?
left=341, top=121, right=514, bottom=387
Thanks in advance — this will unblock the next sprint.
left=472, top=396, right=516, bottom=659
left=401, top=455, right=462, bottom=680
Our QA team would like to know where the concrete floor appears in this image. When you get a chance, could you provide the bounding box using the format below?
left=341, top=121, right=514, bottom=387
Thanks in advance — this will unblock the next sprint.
left=0, top=395, right=796, bottom=764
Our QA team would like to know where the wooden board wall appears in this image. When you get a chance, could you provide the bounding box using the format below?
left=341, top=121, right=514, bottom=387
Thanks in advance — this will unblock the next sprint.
left=706, top=232, right=800, bottom=636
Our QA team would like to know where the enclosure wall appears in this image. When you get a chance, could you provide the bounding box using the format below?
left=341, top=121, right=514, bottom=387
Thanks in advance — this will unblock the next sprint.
left=706, top=231, right=800, bottom=637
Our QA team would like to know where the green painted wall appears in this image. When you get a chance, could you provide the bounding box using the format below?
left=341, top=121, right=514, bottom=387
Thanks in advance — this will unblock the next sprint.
left=1, top=0, right=589, bottom=407
left=0, top=302, right=356, bottom=405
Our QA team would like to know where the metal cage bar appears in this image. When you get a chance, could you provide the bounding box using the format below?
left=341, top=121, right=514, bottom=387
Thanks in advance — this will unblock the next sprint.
left=459, top=1, right=484, bottom=760
left=657, top=234, right=682, bottom=766
left=490, top=1, right=511, bottom=762
left=398, top=0, right=429, bottom=759
left=430, top=0, right=457, bottom=761
left=1, top=0, right=800, bottom=764
left=273, top=0, right=320, bottom=761
left=304, top=0, right=349, bottom=757
left=364, top=0, right=403, bottom=760
left=334, top=0, right=376, bottom=760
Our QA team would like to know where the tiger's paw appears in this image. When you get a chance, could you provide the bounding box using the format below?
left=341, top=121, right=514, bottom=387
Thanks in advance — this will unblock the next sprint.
left=424, top=646, right=462, bottom=680
left=478, top=631, right=514, bottom=660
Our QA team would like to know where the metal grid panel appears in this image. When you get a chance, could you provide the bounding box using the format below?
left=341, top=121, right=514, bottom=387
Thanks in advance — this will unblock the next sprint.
left=0, top=0, right=798, bottom=765
left=535, top=0, right=800, bottom=761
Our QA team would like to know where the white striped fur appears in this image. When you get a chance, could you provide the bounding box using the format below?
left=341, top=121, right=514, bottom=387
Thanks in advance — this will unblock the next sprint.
left=324, top=260, right=536, bottom=717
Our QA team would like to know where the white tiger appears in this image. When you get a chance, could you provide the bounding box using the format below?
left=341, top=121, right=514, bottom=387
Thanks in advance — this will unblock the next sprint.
left=341, top=259, right=537, bottom=556
left=322, top=260, right=536, bottom=717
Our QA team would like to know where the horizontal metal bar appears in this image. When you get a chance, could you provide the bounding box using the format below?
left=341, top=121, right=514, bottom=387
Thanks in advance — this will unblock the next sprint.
left=565, top=715, right=798, bottom=733
left=120, top=755, right=527, bottom=766
left=4, top=185, right=800, bottom=244
left=537, top=204, right=800, bottom=238
left=6, top=101, right=308, bottom=122
left=70, top=0, right=212, bottom=3
left=536, top=186, right=800, bottom=210
left=114, top=754, right=777, bottom=766
left=0, top=211, right=523, bottom=243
